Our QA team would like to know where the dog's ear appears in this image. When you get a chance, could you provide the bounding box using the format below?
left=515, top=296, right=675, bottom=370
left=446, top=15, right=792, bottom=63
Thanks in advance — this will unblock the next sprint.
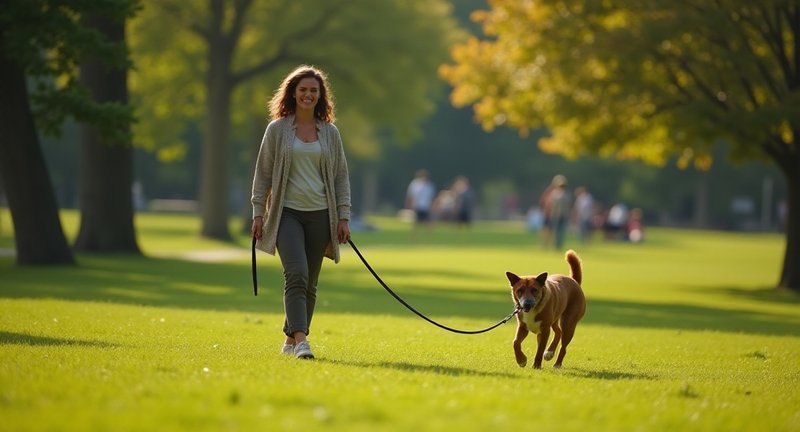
left=506, top=272, right=520, bottom=286
left=535, top=272, right=548, bottom=285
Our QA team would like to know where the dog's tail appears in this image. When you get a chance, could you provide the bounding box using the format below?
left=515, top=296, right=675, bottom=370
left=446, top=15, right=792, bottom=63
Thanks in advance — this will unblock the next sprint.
left=565, top=250, right=582, bottom=285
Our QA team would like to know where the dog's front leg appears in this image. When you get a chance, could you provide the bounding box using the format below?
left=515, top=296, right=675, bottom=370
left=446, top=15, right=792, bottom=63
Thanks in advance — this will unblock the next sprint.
left=513, top=324, right=529, bottom=367
left=533, top=327, right=550, bottom=369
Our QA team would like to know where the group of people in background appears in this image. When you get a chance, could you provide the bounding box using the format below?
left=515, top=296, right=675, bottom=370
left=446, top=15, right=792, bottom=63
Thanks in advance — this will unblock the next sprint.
left=403, top=170, right=644, bottom=248
left=405, top=169, right=474, bottom=235
left=530, top=174, right=645, bottom=248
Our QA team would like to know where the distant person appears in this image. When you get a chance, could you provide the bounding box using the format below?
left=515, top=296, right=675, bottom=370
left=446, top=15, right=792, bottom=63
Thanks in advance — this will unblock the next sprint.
left=541, top=175, right=571, bottom=249
left=626, top=208, right=645, bottom=243
left=405, top=169, right=436, bottom=234
left=538, top=177, right=558, bottom=246
left=526, top=206, right=544, bottom=232
left=604, top=202, right=629, bottom=240
left=572, top=186, right=595, bottom=243
left=250, top=65, right=352, bottom=360
left=453, top=176, right=474, bottom=228
left=432, top=188, right=457, bottom=221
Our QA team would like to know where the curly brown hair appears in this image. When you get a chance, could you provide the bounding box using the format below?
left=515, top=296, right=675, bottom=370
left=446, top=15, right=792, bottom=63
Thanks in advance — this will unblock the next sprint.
left=269, top=65, right=336, bottom=122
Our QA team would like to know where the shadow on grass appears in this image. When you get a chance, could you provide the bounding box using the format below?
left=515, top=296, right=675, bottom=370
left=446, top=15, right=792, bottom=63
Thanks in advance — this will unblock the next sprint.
left=316, top=358, right=519, bottom=379
left=702, top=285, right=800, bottom=305
left=563, top=367, right=657, bottom=381
left=584, top=296, right=800, bottom=336
left=1, top=254, right=798, bottom=337
left=0, top=331, right=118, bottom=348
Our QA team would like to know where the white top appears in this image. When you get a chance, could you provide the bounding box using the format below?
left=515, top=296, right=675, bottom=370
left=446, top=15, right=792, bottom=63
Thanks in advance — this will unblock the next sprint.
left=283, top=136, right=327, bottom=211
left=406, top=178, right=435, bottom=211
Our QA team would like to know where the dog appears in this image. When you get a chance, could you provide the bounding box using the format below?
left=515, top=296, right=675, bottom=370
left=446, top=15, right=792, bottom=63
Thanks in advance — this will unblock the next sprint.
left=506, top=250, right=585, bottom=369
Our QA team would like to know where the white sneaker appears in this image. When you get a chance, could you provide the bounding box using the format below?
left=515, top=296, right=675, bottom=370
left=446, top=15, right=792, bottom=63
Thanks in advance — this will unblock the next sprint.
left=293, top=340, right=314, bottom=359
left=280, top=343, right=295, bottom=355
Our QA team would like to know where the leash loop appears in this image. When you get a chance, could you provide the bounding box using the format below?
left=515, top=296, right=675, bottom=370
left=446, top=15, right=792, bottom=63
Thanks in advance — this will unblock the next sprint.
left=347, top=239, right=519, bottom=335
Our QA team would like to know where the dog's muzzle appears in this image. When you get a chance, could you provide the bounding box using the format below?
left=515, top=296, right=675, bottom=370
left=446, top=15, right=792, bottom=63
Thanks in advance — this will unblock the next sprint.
left=520, top=299, right=535, bottom=312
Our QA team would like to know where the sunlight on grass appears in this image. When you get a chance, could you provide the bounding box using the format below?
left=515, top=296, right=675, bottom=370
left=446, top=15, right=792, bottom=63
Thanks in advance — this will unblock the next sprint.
left=1, top=210, right=798, bottom=431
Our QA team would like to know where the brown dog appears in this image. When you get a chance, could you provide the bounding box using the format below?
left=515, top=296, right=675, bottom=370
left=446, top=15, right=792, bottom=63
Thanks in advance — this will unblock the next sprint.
left=506, top=250, right=585, bottom=369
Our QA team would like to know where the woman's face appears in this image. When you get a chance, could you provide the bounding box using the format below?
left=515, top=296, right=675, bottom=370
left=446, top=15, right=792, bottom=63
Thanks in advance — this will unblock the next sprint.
left=294, top=77, right=320, bottom=112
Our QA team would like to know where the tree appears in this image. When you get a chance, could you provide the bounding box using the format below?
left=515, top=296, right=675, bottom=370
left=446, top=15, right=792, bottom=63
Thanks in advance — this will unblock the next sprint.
left=441, top=0, right=800, bottom=291
left=130, top=0, right=462, bottom=240
left=0, top=0, right=135, bottom=265
left=75, top=3, right=141, bottom=253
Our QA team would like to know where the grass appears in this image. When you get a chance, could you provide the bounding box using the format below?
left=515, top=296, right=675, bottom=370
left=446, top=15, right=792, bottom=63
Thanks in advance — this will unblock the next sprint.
left=1, top=209, right=799, bottom=431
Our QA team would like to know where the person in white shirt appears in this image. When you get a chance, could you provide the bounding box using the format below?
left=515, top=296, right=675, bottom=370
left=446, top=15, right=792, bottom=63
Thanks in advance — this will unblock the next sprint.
left=405, top=169, right=436, bottom=234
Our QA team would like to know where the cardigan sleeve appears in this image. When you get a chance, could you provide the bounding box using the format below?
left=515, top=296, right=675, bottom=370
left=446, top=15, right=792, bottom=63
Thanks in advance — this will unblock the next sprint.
left=251, top=122, right=277, bottom=218
left=330, top=124, right=352, bottom=221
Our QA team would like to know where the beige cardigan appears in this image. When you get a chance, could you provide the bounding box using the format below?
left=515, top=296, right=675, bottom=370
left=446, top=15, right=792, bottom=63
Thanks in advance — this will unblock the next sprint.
left=251, top=115, right=352, bottom=262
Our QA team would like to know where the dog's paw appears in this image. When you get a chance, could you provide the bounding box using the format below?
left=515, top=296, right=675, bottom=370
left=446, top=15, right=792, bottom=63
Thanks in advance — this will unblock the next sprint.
left=544, top=350, right=555, bottom=361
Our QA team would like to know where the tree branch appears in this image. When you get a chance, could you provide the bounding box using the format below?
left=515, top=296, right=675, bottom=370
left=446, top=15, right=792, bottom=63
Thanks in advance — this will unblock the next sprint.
left=675, top=55, right=730, bottom=111
left=751, top=4, right=795, bottom=90
left=744, top=36, right=784, bottom=100
left=662, top=59, right=695, bottom=102
left=157, top=2, right=210, bottom=42
left=225, top=0, right=253, bottom=52
left=703, top=22, right=765, bottom=110
left=231, top=5, right=339, bottom=86
left=784, top=5, right=800, bottom=89
left=761, top=134, right=792, bottom=173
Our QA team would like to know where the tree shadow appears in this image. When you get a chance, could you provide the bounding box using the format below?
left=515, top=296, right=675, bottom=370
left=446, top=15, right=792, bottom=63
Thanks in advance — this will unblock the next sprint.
left=1, top=253, right=797, bottom=337
left=583, top=296, right=800, bottom=336
left=0, top=331, right=118, bottom=348
left=562, top=367, right=658, bottom=381
left=315, top=357, right=519, bottom=379
left=700, top=285, right=800, bottom=305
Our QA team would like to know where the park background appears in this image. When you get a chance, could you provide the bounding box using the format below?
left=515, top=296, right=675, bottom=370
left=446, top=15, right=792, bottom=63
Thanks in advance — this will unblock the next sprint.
left=1, top=1, right=799, bottom=431
left=15, top=0, right=792, bottom=235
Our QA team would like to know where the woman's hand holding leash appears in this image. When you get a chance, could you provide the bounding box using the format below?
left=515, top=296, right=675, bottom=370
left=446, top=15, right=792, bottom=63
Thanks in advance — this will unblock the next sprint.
left=251, top=216, right=263, bottom=240
left=337, top=220, right=350, bottom=244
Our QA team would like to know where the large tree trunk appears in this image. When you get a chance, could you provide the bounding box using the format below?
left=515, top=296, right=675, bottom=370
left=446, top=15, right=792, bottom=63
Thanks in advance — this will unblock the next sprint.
left=0, top=34, right=75, bottom=265
left=778, top=157, right=799, bottom=291
left=199, top=36, right=233, bottom=241
left=74, top=14, right=140, bottom=253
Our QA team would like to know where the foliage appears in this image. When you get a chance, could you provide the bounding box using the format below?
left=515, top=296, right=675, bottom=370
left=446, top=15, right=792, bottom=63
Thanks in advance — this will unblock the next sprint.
left=0, top=212, right=797, bottom=431
left=0, top=0, right=138, bottom=142
left=440, top=0, right=799, bottom=168
left=129, top=0, right=464, bottom=162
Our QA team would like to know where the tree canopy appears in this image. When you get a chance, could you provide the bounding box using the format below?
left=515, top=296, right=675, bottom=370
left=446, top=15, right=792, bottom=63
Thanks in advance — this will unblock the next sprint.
left=441, top=0, right=799, bottom=290
left=1, top=0, right=136, bottom=142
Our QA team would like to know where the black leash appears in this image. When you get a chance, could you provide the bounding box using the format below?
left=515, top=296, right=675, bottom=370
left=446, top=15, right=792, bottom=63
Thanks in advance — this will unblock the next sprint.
left=347, top=239, right=520, bottom=335
left=251, top=237, right=258, bottom=296
left=250, top=236, right=519, bottom=333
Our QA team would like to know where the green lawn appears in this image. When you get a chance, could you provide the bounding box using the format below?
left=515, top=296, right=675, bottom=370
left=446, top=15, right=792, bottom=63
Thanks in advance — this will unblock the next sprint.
left=1, top=210, right=798, bottom=431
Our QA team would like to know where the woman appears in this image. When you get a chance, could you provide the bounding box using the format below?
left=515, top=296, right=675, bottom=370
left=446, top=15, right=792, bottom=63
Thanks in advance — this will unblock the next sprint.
left=251, top=65, right=351, bottom=359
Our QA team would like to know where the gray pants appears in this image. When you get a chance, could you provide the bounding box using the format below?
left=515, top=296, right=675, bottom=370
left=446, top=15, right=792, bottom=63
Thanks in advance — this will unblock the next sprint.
left=276, top=207, right=330, bottom=337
